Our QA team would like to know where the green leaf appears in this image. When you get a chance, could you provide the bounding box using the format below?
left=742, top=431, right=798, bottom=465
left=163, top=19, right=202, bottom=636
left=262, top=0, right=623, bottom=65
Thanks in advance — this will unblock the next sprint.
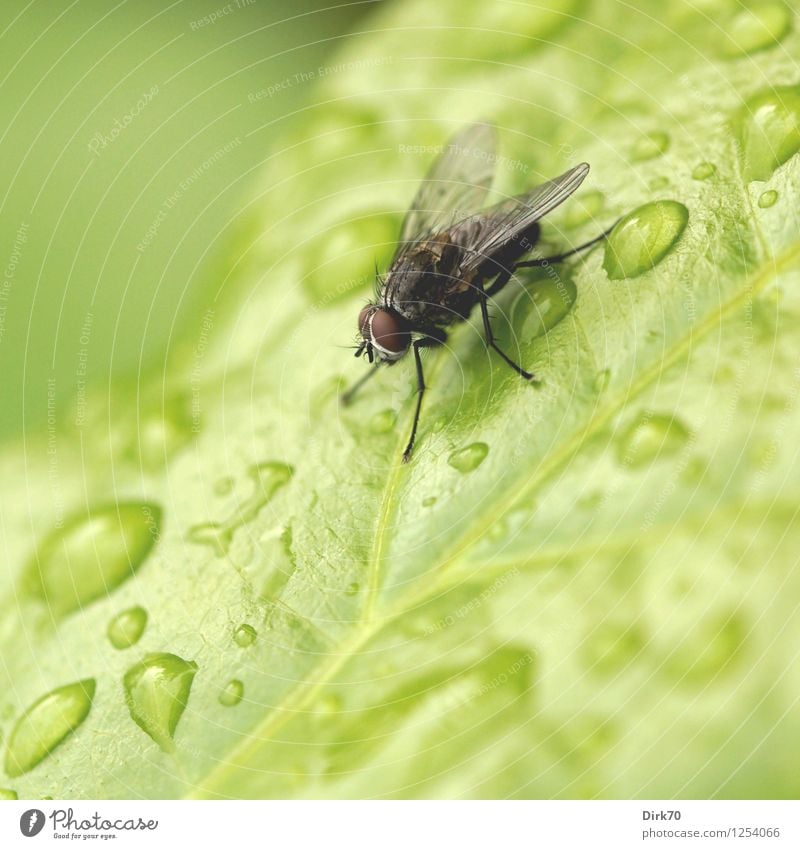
left=2, top=0, right=800, bottom=799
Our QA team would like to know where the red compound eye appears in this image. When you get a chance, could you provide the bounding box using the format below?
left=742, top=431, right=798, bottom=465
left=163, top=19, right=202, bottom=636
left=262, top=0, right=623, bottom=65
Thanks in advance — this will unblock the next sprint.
left=370, top=309, right=410, bottom=354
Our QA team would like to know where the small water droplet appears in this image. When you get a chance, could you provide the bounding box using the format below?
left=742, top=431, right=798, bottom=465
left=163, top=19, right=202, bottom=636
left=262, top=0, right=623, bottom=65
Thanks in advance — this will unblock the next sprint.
left=422, top=496, right=437, bottom=508
left=233, top=623, right=257, bottom=647
left=487, top=518, right=508, bottom=541
left=649, top=175, right=670, bottom=191
left=5, top=680, right=96, bottom=777
left=719, top=3, right=791, bottom=57
left=617, top=412, right=691, bottom=467
left=218, top=680, right=244, bottom=707
left=317, top=694, right=342, bottom=714
left=603, top=201, right=688, bottom=279
left=631, top=131, right=670, bottom=161
left=448, top=442, right=489, bottom=473
left=692, top=162, right=716, bottom=180
left=594, top=369, right=611, bottom=393
left=214, top=477, right=235, bottom=497
left=368, top=409, right=396, bottom=434
left=0, top=788, right=18, bottom=799
left=107, top=607, right=148, bottom=650
left=735, top=84, right=800, bottom=181
left=345, top=582, right=360, bottom=597
left=564, top=190, right=605, bottom=228
left=26, top=504, right=160, bottom=617
left=758, top=189, right=779, bottom=208
left=134, top=399, right=193, bottom=468
left=123, top=653, right=197, bottom=752
left=513, top=275, right=578, bottom=339
left=188, top=462, right=293, bottom=556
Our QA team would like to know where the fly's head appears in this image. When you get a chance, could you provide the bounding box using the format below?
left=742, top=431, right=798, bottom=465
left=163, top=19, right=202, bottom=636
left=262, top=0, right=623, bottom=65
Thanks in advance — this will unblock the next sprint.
left=356, top=305, right=410, bottom=363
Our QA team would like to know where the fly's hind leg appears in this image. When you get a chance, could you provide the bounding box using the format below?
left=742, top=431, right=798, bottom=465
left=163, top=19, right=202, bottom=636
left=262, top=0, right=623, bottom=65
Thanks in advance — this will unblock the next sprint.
left=478, top=281, right=536, bottom=381
left=514, top=220, right=618, bottom=269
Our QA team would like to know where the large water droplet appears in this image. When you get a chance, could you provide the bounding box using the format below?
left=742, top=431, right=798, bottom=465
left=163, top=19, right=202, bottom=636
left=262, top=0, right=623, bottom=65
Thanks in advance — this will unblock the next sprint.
left=692, top=162, right=716, bottom=180
left=107, top=606, right=148, bottom=650
left=188, top=462, right=293, bottom=556
left=719, top=4, right=791, bottom=58
left=631, top=131, right=670, bottom=161
left=735, top=85, right=800, bottom=181
left=123, top=653, right=197, bottom=753
left=513, top=274, right=578, bottom=339
left=603, top=201, right=688, bottom=279
left=5, top=680, right=96, bottom=777
left=233, top=623, right=257, bottom=647
left=564, top=190, right=604, bottom=228
left=448, top=442, right=489, bottom=473
left=758, top=189, right=778, bottom=208
left=26, top=504, right=160, bottom=617
left=617, top=412, right=691, bottom=467
left=218, top=680, right=244, bottom=707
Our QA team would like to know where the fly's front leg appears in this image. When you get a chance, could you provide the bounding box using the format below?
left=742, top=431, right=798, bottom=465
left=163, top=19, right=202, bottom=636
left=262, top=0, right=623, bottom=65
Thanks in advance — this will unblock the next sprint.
left=478, top=283, right=536, bottom=381
left=341, top=364, right=381, bottom=406
left=402, top=333, right=444, bottom=463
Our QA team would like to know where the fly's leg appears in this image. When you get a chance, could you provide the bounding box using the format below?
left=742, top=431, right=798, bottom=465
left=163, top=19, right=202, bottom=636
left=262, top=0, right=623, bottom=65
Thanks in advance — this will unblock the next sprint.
left=515, top=220, right=618, bottom=268
left=341, top=365, right=381, bottom=406
left=478, top=284, right=536, bottom=381
left=402, top=335, right=443, bottom=463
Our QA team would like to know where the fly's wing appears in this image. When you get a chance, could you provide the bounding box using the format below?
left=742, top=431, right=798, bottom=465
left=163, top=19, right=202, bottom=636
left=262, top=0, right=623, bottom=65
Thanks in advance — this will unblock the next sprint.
left=458, top=162, right=590, bottom=272
left=395, top=122, right=497, bottom=253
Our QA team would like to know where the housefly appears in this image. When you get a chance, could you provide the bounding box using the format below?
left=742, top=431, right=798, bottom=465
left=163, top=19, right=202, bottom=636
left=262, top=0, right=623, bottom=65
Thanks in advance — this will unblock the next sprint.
left=342, top=122, right=615, bottom=462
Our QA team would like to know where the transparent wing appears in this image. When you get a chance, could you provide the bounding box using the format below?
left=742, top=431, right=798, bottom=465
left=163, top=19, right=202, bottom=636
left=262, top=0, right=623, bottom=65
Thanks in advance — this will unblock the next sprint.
left=459, top=162, right=590, bottom=272
left=396, top=122, right=497, bottom=251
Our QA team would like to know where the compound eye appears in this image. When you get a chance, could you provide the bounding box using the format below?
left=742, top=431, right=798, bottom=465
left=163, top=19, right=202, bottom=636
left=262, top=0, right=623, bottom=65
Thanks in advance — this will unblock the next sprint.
left=371, top=309, right=409, bottom=354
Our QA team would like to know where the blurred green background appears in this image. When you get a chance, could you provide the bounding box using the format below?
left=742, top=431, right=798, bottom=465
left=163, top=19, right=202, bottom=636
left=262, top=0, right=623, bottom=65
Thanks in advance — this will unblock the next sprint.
left=0, top=0, right=371, bottom=438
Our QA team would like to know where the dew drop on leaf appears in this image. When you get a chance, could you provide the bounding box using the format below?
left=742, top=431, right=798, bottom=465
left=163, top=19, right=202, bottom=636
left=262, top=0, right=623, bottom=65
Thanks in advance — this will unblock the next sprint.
left=422, top=496, right=437, bottom=508
left=448, top=442, right=489, bottom=473
left=564, top=190, right=604, bottom=228
left=5, top=679, right=96, bottom=777
left=0, top=788, right=18, bottom=799
left=123, top=653, right=197, bottom=752
left=691, top=162, right=716, bottom=180
left=515, top=275, right=578, bottom=339
left=758, top=189, right=778, bottom=208
left=368, top=409, right=396, bottom=434
left=218, top=680, right=244, bottom=707
left=345, top=582, right=360, bottom=597
left=602, top=201, right=688, bottom=279
left=233, top=623, right=257, bottom=647
left=214, top=477, right=235, bottom=497
left=735, top=84, right=800, bottom=181
left=107, top=606, right=148, bottom=650
left=630, top=130, right=670, bottom=161
left=718, top=3, right=791, bottom=58
left=616, top=412, right=691, bottom=467
left=25, top=504, right=161, bottom=617
left=594, top=368, right=611, bottom=393
left=649, top=175, right=670, bottom=191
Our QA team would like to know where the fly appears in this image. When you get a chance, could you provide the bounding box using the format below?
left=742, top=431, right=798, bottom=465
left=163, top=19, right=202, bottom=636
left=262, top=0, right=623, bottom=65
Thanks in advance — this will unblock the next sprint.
left=342, top=122, right=616, bottom=462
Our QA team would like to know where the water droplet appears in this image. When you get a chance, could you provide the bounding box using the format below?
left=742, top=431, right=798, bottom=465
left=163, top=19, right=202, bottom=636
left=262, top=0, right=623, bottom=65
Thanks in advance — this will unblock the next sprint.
left=594, top=369, right=611, bottom=393
left=719, top=4, right=791, bottom=57
left=603, top=201, right=688, bottom=279
left=134, top=399, right=193, bottom=468
left=564, top=190, right=604, bottom=228
left=631, top=131, right=670, bottom=161
left=107, top=606, right=148, bottom=650
left=692, top=162, right=716, bottom=180
left=218, top=680, right=244, bottom=707
left=448, top=442, right=489, bottom=473
left=345, top=582, right=360, bottom=597
left=758, top=189, right=779, bottom=208
left=123, top=653, right=197, bottom=752
left=233, top=623, right=257, bottom=647
left=617, top=412, right=691, bottom=467
left=513, top=275, right=578, bottom=339
left=368, top=409, right=396, bottom=434
left=735, top=84, right=800, bottom=181
left=5, top=680, right=96, bottom=777
left=26, top=504, right=160, bottom=617
left=0, top=788, right=18, bottom=799
left=214, top=477, right=235, bottom=497
left=488, top=517, right=508, bottom=541
left=188, top=462, right=293, bottom=556
left=317, top=694, right=342, bottom=714
left=422, top=496, right=437, bottom=508
left=649, top=175, right=670, bottom=191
